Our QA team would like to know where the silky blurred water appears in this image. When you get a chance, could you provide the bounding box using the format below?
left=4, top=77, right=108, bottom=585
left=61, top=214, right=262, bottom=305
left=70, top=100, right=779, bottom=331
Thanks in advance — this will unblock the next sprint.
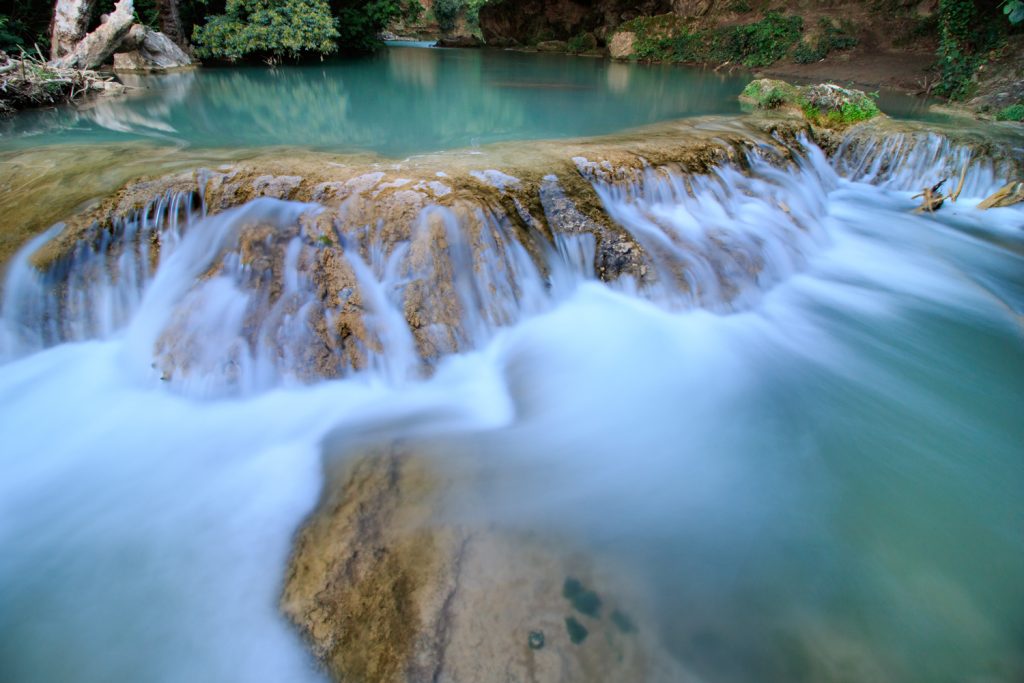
left=0, top=46, right=1020, bottom=683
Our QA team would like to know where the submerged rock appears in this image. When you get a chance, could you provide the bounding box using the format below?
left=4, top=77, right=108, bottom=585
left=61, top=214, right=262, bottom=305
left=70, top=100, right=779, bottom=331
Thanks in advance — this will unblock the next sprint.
left=282, top=444, right=687, bottom=682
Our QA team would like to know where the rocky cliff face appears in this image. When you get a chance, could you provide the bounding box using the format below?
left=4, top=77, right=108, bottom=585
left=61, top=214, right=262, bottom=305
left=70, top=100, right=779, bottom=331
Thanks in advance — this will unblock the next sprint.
left=479, top=0, right=671, bottom=46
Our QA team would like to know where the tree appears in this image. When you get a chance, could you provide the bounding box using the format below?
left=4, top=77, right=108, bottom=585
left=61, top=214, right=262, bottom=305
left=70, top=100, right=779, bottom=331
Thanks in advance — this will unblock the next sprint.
left=192, top=0, right=340, bottom=60
left=50, top=0, right=95, bottom=59
left=329, top=0, right=422, bottom=52
left=51, top=0, right=135, bottom=68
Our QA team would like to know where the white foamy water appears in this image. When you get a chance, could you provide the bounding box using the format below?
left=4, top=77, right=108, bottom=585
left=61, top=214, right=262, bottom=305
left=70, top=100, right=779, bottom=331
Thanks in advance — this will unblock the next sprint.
left=1, top=140, right=1022, bottom=683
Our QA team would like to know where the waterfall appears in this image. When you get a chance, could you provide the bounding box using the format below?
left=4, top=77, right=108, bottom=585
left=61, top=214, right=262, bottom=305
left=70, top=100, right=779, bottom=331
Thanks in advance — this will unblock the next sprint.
left=2, top=132, right=1020, bottom=396
left=1, top=128, right=1022, bottom=683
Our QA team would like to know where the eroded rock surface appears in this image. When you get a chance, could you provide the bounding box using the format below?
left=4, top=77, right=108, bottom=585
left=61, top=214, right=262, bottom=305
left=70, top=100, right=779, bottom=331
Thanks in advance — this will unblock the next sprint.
left=113, top=25, right=192, bottom=72
left=282, top=445, right=686, bottom=682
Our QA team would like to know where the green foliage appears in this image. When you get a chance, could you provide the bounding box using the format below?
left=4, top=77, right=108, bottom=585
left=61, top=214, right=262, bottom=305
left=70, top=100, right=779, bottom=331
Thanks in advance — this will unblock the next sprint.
left=0, top=14, right=22, bottom=52
left=0, top=0, right=48, bottom=53
left=995, top=103, right=1024, bottom=121
left=623, top=12, right=803, bottom=68
left=722, top=12, right=803, bottom=66
left=800, top=84, right=880, bottom=125
left=193, top=0, right=340, bottom=60
left=433, top=0, right=463, bottom=32
left=567, top=32, right=597, bottom=54
left=793, top=18, right=858, bottom=64
left=332, top=0, right=421, bottom=51
left=935, top=0, right=1007, bottom=100
left=729, top=0, right=752, bottom=13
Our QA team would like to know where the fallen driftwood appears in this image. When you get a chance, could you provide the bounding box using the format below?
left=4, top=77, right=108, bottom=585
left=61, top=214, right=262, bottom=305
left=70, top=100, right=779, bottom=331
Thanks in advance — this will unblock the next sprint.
left=913, top=161, right=968, bottom=213
left=978, top=181, right=1024, bottom=210
left=913, top=162, right=1024, bottom=213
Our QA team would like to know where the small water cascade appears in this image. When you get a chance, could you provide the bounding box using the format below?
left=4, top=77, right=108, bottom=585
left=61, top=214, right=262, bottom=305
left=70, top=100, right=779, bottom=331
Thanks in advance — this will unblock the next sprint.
left=1, top=189, right=198, bottom=356
left=4, top=131, right=1019, bottom=397
left=834, top=131, right=1018, bottom=196
left=590, top=141, right=835, bottom=310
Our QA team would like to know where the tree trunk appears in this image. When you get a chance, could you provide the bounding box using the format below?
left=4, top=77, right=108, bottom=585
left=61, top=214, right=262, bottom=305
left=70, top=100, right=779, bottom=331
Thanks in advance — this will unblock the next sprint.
left=155, top=0, right=187, bottom=50
left=50, top=0, right=96, bottom=60
left=50, top=0, right=135, bottom=70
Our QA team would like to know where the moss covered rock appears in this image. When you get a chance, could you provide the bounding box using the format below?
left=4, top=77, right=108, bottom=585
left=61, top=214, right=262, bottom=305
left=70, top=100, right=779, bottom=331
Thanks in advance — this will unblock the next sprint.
left=740, top=78, right=882, bottom=129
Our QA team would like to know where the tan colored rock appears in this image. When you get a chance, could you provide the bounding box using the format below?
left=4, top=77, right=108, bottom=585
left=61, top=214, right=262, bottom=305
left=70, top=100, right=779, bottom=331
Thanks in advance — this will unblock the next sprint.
left=608, top=31, right=636, bottom=59
left=281, top=445, right=689, bottom=683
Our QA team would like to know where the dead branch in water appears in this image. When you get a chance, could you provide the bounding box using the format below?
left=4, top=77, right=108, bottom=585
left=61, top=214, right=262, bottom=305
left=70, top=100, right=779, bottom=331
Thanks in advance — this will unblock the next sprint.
left=0, top=49, right=120, bottom=117
left=978, top=181, right=1024, bottom=210
left=913, top=161, right=969, bottom=213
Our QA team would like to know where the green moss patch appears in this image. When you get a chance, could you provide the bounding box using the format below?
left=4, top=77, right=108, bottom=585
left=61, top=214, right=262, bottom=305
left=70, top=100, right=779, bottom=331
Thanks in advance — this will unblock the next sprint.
left=563, top=577, right=602, bottom=617
left=565, top=616, right=589, bottom=644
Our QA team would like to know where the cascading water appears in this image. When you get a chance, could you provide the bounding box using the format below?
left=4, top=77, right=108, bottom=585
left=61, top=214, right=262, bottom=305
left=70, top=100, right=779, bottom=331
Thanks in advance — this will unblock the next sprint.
left=1, top=133, right=1022, bottom=683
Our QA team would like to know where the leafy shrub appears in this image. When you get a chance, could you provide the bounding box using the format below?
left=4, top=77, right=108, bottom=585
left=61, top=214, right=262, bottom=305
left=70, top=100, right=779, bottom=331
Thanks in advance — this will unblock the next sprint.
left=194, top=0, right=340, bottom=60
left=935, top=0, right=1008, bottom=100
left=995, top=103, right=1024, bottom=121
left=624, top=11, right=804, bottom=67
left=331, top=0, right=422, bottom=52
left=567, top=32, right=597, bottom=54
left=720, top=12, right=803, bottom=67
left=0, top=15, right=22, bottom=53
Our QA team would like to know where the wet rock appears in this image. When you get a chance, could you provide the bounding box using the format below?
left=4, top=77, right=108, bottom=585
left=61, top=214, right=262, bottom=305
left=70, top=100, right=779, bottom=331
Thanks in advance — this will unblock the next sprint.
left=251, top=174, right=303, bottom=200
left=282, top=445, right=687, bottom=683
left=20, top=116, right=837, bottom=387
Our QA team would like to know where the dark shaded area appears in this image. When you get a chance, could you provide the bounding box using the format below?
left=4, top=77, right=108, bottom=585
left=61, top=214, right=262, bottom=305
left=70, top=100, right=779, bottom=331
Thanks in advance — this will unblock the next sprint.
left=479, top=0, right=671, bottom=46
left=563, top=576, right=602, bottom=617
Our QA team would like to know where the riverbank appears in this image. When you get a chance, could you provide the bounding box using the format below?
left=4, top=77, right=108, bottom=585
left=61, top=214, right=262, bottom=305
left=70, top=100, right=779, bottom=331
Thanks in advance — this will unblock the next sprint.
left=0, top=51, right=125, bottom=117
